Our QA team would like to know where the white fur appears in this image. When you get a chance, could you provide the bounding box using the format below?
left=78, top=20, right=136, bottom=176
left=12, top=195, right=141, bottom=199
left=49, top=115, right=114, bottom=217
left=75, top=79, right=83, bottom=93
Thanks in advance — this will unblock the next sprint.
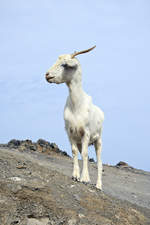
left=45, top=52, right=104, bottom=189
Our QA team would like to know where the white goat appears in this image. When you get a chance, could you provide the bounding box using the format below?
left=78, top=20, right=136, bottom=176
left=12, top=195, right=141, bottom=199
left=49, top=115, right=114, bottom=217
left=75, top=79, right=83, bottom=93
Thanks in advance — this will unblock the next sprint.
left=45, top=46, right=104, bottom=189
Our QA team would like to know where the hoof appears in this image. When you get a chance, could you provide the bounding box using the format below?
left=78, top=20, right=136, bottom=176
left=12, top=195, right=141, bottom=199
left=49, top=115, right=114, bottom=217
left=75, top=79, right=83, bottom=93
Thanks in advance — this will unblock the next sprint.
left=96, top=185, right=102, bottom=191
left=72, top=176, right=80, bottom=182
left=81, top=181, right=90, bottom=185
left=96, top=187, right=102, bottom=191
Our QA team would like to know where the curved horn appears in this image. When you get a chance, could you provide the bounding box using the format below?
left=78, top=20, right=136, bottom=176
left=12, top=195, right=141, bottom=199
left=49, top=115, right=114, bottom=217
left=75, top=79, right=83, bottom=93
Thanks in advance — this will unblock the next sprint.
left=71, top=45, right=96, bottom=58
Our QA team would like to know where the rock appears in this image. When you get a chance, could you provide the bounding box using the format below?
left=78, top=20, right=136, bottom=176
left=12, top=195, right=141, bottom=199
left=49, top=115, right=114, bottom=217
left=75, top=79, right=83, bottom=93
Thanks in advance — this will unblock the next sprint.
left=27, top=217, right=49, bottom=225
left=116, top=161, right=130, bottom=168
left=89, top=157, right=95, bottom=162
left=73, top=194, right=80, bottom=201
left=7, top=183, right=22, bottom=194
left=16, top=162, right=27, bottom=169
left=29, top=144, right=37, bottom=151
left=8, top=139, right=21, bottom=148
left=3, top=138, right=71, bottom=158
left=68, top=218, right=77, bottom=225
left=37, top=139, right=48, bottom=147
left=78, top=213, right=85, bottom=218
left=50, top=143, right=58, bottom=149
left=9, top=177, right=22, bottom=182
left=61, top=151, right=68, bottom=157
left=24, top=139, right=32, bottom=144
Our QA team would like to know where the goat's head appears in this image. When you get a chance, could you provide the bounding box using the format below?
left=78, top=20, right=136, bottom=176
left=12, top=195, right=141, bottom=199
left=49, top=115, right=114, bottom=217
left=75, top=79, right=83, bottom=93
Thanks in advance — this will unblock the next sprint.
left=45, top=46, right=96, bottom=84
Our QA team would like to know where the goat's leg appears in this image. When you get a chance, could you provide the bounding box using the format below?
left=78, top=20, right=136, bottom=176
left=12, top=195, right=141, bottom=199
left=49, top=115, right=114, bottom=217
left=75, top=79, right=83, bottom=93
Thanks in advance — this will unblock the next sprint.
left=94, top=138, right=102, bottom=190
left=71, top=142, right=80, bottom=181
left=80, top=135, right=90, bottom=183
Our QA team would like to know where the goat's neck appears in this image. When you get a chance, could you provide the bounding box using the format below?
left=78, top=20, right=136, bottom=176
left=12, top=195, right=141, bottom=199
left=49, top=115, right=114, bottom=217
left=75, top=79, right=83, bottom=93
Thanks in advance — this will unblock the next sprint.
left=67, top=76, right=84, bottom=110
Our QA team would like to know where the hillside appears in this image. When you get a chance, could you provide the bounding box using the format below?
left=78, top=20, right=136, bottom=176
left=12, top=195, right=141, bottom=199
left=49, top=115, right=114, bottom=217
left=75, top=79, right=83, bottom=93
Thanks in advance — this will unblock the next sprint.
left=0, top=139, right=150, bottom=225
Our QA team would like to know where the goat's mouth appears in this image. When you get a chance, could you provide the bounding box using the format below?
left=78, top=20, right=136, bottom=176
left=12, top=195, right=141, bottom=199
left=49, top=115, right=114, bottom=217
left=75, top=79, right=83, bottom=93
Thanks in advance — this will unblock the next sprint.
left=46, top=76, right=55, bottom=83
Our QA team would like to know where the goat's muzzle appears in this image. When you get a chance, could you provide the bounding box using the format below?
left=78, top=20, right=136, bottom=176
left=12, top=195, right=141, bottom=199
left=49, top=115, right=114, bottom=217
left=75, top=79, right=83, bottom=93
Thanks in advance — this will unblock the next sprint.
left=45, top=72, right=55, bottom=82
left=45, top=72, right=49, bottom=80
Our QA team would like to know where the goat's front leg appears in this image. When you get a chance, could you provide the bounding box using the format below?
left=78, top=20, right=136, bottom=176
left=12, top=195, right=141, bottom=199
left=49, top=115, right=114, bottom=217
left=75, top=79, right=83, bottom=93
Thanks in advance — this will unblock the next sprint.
left=71, top=142, right=80, bottom=181
left=80, top=134, right=90, bottom=183
left=94, top=138, right=102, bottom=190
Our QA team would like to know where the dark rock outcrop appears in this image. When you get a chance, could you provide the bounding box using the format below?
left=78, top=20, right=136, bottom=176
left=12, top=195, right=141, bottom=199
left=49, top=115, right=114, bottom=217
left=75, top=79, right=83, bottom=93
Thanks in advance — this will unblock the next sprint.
left=1, top=138, right=70, bottom=157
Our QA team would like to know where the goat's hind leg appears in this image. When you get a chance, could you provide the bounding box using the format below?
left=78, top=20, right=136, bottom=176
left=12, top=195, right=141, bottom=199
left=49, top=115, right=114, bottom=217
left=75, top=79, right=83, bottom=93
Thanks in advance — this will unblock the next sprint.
left=94, top=138, right=102, bottom=190
left=71, top=142, right=80, bottom=182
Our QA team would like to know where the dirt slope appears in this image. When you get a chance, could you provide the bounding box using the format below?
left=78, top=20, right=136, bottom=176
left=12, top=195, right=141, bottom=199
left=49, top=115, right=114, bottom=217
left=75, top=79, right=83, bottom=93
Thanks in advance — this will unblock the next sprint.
left=0, top=140, right=150, bottom=225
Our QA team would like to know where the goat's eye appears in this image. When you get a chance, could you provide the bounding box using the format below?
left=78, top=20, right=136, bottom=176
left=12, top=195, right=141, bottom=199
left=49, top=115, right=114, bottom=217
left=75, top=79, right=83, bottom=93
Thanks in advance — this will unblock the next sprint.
left=61, top=63, right=68, bottom=68
left=61, top=63, right=77, bottom=70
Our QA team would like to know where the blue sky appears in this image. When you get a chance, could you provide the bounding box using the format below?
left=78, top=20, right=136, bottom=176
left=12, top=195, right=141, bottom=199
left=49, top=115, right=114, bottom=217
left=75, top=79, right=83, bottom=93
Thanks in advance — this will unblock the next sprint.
left=0, top=0, right=150, bottom=171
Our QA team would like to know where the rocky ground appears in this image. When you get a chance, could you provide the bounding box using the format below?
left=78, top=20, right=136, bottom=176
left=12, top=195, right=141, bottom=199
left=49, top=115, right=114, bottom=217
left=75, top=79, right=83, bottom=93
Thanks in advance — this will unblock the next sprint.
left=0, top=139, right=150, bottom=225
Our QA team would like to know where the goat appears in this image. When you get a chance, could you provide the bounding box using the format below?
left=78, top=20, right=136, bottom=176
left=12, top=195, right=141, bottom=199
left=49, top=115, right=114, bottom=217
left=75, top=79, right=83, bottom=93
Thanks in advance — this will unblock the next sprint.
left=45, top=46, right=104, bottom=189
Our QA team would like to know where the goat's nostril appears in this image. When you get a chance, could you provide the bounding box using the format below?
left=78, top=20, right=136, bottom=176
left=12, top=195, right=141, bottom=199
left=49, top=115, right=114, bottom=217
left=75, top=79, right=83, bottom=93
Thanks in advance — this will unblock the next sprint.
left=45, top=72, right=49, bottom=77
